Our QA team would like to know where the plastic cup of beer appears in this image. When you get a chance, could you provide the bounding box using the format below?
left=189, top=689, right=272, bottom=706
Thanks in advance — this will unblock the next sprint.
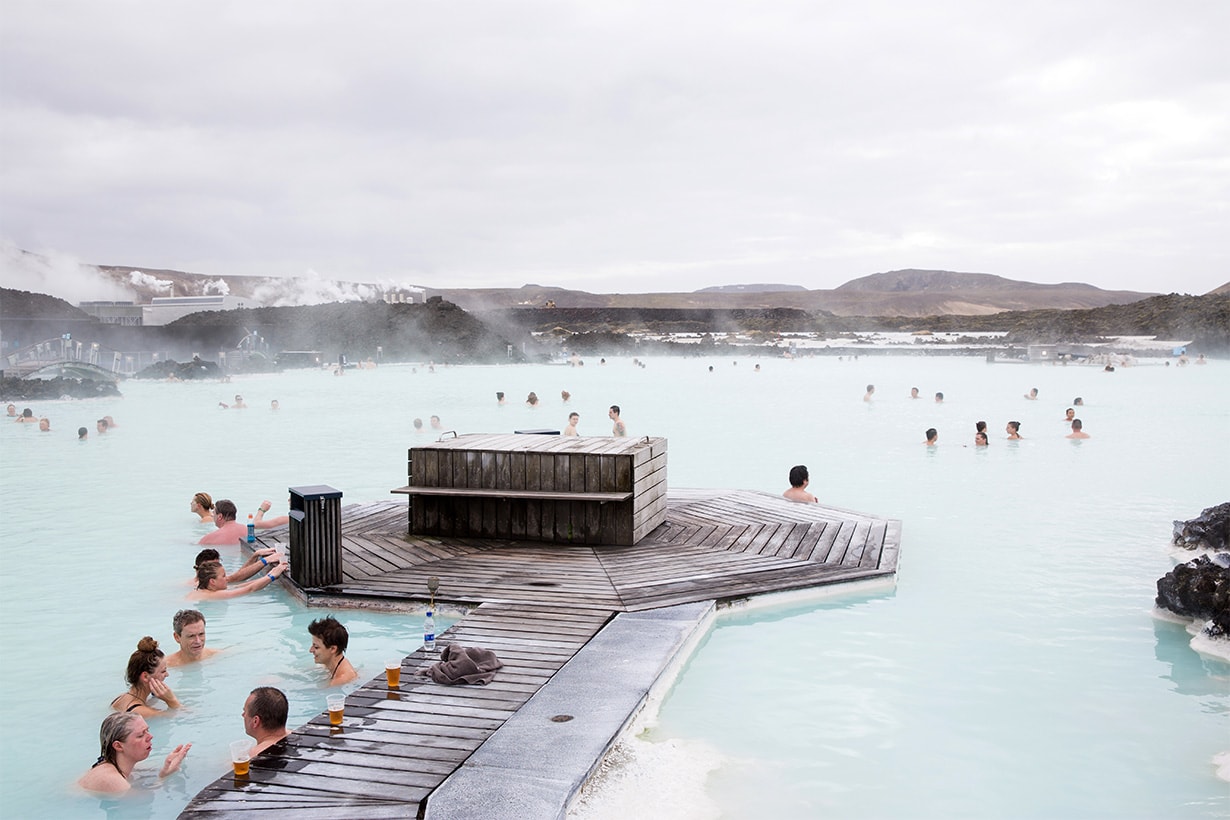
left=229, top=740, right=251, bottom=777
left=326, top=693, right=345, bottom=726
left=385, top=662, right=401, bottom=688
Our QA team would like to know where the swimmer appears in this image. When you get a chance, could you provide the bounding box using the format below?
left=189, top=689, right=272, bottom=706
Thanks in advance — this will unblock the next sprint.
left=242, top=687, right=290, bottom=757
left=430, top=415, right=443, bottom=430
left=526, top=392, right=539, bottom=407
left=924, top=428, right=938, bottom=446
left=16, top=408, right=38, bottom=423
left=1025, top=387, right=1039, bottom=400
left=609, top=405, right=627, bottom=437
left=496, top=391, right=506, bottom=405
left=270, top=399, right=279, bottom=411
left=561, top=390, right=571, bottom=403
left=198, top=499, right=249, bottom=546
left=413, top=418, right=424, bottom=432
left=1073, top=397, right=1084, bottom=406
left=104, top=415, right=118, bottom=428
left=308, top=616, right=358, bottom=686
left=1067, top=419, right=1090, bottom=439
left=5, top=403, right=15, bottom=417
left=78, top=427, right=88, bottom=440
left=254, top=499, right=290, bottom=529
left=97, top=418, right=109, bottom=434
left=1063, top=408, right=1075, bottom=423
left=910, top=387, right=920, bottom=399
left=783, top=465, right=819, bottom=503
left=38, top=417, right=50, bottom=431
left=111, top=637, right=181, bottom=718
left=165, top=610, right=219, bottom=667
left=233, top=394, right=247, bottom=409
left=1006, top=421, right=1022, bottom=440
left=77, top=713, right=190, bottom=795
left=934, top=392, right=944, bottom=403
left=190, top=492, right=214, bottom=524
left=190, top=547, right=281, bottom=586
left=190, top=558, right=288, bottom=600
left=976, top=421, right=987, bottom=435
left=974, top=431, right=989, bottom=447
left=563, top=412, right=580, bottom=436
left=864, top=384, right=875, bottom=402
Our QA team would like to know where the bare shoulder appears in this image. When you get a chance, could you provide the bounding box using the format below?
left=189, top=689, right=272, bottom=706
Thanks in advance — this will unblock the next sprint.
left=77, top=765, right=130, bottom=794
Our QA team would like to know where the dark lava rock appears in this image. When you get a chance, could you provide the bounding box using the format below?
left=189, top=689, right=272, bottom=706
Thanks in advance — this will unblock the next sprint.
left=1156, top=554, right=1230, bottom=638
left=0, top=376, right=122, bottom=401
left=133, top=356, right=223, bottom=380
left=1173, top=502, right=1230, bottom=551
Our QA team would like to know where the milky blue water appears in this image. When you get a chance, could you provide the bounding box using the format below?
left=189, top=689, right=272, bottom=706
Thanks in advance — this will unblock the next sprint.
left=0, top=354, right=1226, bottom=819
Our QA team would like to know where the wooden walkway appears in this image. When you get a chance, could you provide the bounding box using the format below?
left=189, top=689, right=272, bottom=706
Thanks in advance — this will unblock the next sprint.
left=180, top=488, right=899, bottom=818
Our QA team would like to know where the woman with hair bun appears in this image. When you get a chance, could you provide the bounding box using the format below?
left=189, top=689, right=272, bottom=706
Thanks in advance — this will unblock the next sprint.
left=110, top=637, right=181, bottom=717
left=77, top=712, right=191, bottom=794
left=189, top=492, right=214, bottom=524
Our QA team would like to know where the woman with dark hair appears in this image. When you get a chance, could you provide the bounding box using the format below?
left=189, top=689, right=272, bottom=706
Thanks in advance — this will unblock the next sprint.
left=77, top=712, right=190, bottom=794
left=1006, top=421, right=1023, bottom=440
left=189, top=492, right=214, bottom=524
left=110, top=637, right=181, bottom=717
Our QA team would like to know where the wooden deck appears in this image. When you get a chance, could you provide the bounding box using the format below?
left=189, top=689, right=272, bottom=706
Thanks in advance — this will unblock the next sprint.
left=180, top=488, right=899, bottom=818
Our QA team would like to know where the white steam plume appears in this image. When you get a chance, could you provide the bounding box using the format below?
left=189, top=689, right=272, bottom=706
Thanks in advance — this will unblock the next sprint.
left=0, top=240, right=133, bottom=302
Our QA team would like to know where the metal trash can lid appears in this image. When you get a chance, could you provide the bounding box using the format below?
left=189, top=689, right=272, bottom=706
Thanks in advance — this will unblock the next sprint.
left=289, top=484, right=344, bottom=499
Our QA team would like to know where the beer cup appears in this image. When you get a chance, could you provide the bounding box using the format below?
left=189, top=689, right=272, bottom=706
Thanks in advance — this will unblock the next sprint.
left=327, top=693, right=345, bottom=726
left=385, top=662, right=401, bottom=688
left=229, top=740, right=251, bottom=777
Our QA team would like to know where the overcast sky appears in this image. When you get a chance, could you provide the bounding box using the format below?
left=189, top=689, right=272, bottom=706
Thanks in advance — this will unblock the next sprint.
left=2, top=1, right=1227, bottom=296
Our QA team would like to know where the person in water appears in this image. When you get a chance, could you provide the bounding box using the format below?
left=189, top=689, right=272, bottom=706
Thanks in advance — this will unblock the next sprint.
left=77, top=712, right=190, bottom=795
left=242, top=686, right=291, bottom=757
left=198, top=499, right=247, bottom=546
left=783, top=465, right=819, bottom=503
left=111, top=637, right=181, bottom=718
left=1067, top=419, right=1090, bottom=439
left=191, top=559, right=287, bottom=600
left=190, top=547, right=280, bottom=586
left=190, top=492, right=214, bottom=524
left=924, top=428, right=938, bottom=446
left=308, top=616, right=358, bottom=686
left=974, top=431, right=989, bottom=447
left=254, top=499, right=290, bottom=529
left=165, top=610, right=219, bottom=667
left=1005, top=421, right=1023, bottom=440
left=609, top=405, right=627, bottom=437
left=563, top=412, right=580, bottom=436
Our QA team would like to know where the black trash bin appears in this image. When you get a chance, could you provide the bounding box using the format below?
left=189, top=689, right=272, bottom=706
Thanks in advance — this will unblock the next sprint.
left=288, top=485, right=343, bottom=588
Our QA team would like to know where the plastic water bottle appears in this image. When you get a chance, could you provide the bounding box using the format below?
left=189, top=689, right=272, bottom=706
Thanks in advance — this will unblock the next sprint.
left=424, top=610, right=436, bottom=652
left=247, top=514, right=256, bottom=543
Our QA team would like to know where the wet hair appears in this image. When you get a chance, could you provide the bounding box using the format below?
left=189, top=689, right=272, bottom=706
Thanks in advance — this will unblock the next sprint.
left=173, top=609, right=205, bottom=635
left=96, top=712, right=142, bottom=768
left=193, top=492, right=214, bottom=511
left=308, top=616, right=349, bottom=653
left=925, top=428, right=937, bottom=441
left=213, top=499, right=237, bottom=522
left=975, top=421, right=987, bottom=433
left=788, top=465, right=809, bottom=488
left=975, top=431, right=989, bottom=445
left=609, top=405, right=620, bottom=415
left=78, top=427, right=88, bottom=438
left=1007, top=421, right=1020, bottom=434
left=125, top=637, right=164, bottom=686
left=194, top=548, right=220, bottom=569
left=526, top=392, right=538, bottom=405
left=247, top=687, right=288, bottom=731
left=495, top=392, right=504, bottom=400
left=196, top=560, right=224, bottom=590
left=934, top=392, right=943, bottom=400
left=21, top=408, right=34, bottom=418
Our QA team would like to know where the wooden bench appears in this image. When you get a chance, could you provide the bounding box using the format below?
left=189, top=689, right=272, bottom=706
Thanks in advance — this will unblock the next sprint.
left=391, top=486, right=632, bottom=503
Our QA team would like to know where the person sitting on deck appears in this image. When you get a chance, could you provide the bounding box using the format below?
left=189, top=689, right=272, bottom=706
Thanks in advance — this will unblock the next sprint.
left=166, top=610, right=220, bottom=667
left=189, top=547, right=281, bottom=587
left=242, top=686, right=290, bottom=757
left=190, top=492, right=214, bottom=524
left=254, top=499, right=290, bottom=529
left=77, top=713, right=190, bottom=795
left=191, top=558, right=287, bottom=600
left=198, top=499, right=248, bottom=546
left=783, top=465, right=819, bottom=503
left=563, top=412, right=580, bottom=436
left=111, top=637, right=182, bottom=718
left=308, top=616, right=358, bottom=687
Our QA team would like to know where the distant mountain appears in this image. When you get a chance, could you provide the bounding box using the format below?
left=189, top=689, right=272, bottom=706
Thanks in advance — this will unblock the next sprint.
left=837, top=269, right=1113, bottom=293
left=694, top=284, right=807, bottom=294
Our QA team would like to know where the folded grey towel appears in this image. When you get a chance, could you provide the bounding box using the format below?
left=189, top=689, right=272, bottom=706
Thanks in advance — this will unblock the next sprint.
left=418, top=644, right=503, bottom=685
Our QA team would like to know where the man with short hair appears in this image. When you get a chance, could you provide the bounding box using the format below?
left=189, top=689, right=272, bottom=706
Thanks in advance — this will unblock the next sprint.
left=166, top=610, right=219, bottom=667
left=242, top=686, right=290, bottom=756
left=783, top=465, right=818, bottom=503
left=1067, top=418, right=1090, bottom=439
left=199, top=499, right=248, bottom=546
left=563, top=412, right=579, bottom=436
left=308, top=616, right=358, bottom=686
left=608, top=405, right=626, bottom=437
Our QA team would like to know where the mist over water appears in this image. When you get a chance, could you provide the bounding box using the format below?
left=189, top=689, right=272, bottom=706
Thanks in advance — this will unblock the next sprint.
left=0, top=354, right=1226, bottom=819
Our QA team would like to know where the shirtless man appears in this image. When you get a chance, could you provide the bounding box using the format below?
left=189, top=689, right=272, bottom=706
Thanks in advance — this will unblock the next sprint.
left=609, top=405, right=627, bottom=437
left=563, top=412, right=579, bottom=436
left=1063, top=408, right=1075, bottom=423
left=783, top=465, right=819, bottom=503
left=308, top=616, right=358, bottom=686
left=924, top=428, right=938, bottom=446
left=863, top=384, right=875, bottom=402
left=242, top=687, right=291, bottom=756
left=1067, top=419, right=1090, bottom=439
left=199, top=499, right=248, bottom=546
left=910, top=387, right=920, bottom=399
left=39, top=418, right=50, bottom=431
left=166, top=610, right=219, bottom=667
left=16, top=408, right=39, bottom=423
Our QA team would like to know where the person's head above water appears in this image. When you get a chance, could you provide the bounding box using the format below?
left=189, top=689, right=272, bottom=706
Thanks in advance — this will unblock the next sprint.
left=125, top=636, right=165, bottom=687
left=196, top=560, right=225, bottom=590
left=96, top=712, right=145, bottom=769
left=212, top=499, right=237, bottom=523
left=788, top=465, right=810, bottom=488
left=308, top=616, right=349, bottom=657
left=925, top=428, right=938, bottom=444
left=192, top=492, right=213, bottom=512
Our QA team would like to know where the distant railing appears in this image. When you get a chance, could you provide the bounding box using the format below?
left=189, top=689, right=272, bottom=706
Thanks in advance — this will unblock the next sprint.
left=3, top=337, right=169, bottom=377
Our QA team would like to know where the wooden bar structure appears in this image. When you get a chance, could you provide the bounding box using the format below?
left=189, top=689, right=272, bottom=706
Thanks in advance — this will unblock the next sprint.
left=392, top=433, right=668, bottom=546
left=181, top=488, right=901, bottom=818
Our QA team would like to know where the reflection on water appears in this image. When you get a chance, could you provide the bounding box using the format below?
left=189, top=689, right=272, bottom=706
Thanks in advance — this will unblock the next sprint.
left=1, top=356, right=1227, bottom=819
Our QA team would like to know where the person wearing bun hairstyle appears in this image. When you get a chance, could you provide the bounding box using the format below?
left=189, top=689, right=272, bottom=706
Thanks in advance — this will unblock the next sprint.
left=110, top=638, right=181, bottom=718
left=77, top=712, right=191, bottom=794
left=190, top=492, right=214, bottom=524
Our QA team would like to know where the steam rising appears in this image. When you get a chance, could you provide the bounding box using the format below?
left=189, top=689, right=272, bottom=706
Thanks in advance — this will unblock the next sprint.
left=129, top=270, right=173, bottom=294
left=0, top=240, right=132, bottom=301
left=251, top=270, right=423, bottom=307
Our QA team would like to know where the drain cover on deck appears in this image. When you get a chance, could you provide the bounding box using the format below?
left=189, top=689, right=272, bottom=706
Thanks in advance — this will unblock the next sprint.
left=550, top=714, right=573, bottom=723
